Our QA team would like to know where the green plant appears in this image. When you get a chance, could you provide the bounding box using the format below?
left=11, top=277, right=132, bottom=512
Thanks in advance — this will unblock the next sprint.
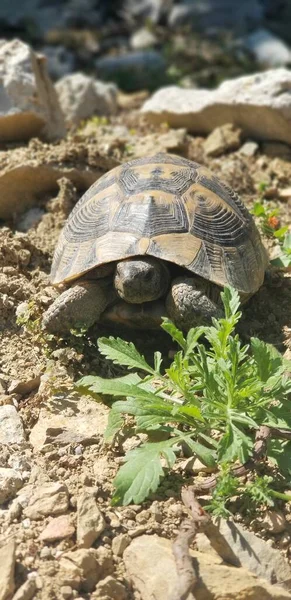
left=77, top=286, right=291, bottom=506
left=251, top=200, right=287, bottom=239
left=271, top=231, right=291, bottom=268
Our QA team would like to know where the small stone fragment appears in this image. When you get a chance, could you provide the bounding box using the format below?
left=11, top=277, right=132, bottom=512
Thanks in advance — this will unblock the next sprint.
left=0, top=468, right=23, bottom=505
left=261, top=510, right=287, bottom=534
left=60, top=586, right=73, bottom=600
left=77, top=489, right=105, bottom=548
left=11, top=578, right=36, bottom=600
left=0, top=405, right=25, bottom=445
left=94, top=576, right=127, bottom=600
left=24, top=482, right=69, bottom=520
left=0, top=540, right=16, bottom=600
left=112, top=534, right=131, bottom=557
left=7, top=377, right=40, bottom=395
left=204, top=123, right=242, bottom=157
left=239, top=141, right=259, bottom=157
left=59, top=549, right=100, bottom=593
left=40, top=515, right=75, bottom=542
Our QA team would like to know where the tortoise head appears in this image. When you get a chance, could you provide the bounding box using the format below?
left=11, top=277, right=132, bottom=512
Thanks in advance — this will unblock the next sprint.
left=114, top=256, right=170, bottom=304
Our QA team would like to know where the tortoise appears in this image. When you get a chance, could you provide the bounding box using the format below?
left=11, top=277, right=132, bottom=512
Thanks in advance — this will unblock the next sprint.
left=42, top=153, right=268, bottom=334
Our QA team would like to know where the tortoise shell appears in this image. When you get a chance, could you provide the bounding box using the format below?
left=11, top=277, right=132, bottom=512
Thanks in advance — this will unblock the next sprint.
left=51, top=153, right=268, bottom=294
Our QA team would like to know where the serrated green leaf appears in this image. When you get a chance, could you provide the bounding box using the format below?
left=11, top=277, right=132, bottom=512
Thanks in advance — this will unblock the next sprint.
left=104, top=409, right=124, bottom=443
left=185, top=326, right=206, bottom=358
left=251, top=337, right=282, bottom=382
left=218, top=424, right=253, bottom=463
left=77, top=373, right=151, bottom=399
left=112, top=440, right=178, bottom=505
left=268, top=440, right=291, bottom=477
left=161, top=318, right=186, bottom=349
left=220, top=286, right=241, bottom=319
left=181, top=436, right=216, bottom=467
left=98, top=337, right=155, bottom=374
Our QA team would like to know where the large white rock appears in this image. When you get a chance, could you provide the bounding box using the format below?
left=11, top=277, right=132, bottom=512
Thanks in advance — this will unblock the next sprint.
left=0, top=39, right=65, bottom=142
left=142, top=69, right=291, bottom=145
left=55, top=73, right=118, bottom=126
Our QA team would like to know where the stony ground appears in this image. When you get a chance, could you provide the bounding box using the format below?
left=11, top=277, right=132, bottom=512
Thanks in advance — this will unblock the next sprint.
left=1, top=96, right=291, bottom=600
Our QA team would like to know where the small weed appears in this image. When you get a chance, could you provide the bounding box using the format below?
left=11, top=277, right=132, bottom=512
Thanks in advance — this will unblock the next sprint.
left=77, top=286, right=291, bottom=507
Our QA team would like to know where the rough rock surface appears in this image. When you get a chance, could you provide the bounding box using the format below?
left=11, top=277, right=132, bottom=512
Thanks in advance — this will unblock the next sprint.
left=203, top=123, right=242, bottom=157
left=23, top=482, right=69, bottom=519
left=0, top=540, right=16, bottom=600
left=0, top=138, right=119, bottom=219
left=0, top=39, right=65, bottom=142
left=0, top=405, right=25, bottom=446
left=142, top=69, right=291, bottom=144
left=77, top=489, right=106, bottom=548
left=0, top=468, right=23, bottom=505
left=39, top=515, right=75, bottom=542
left=124, top=534, right=291, bottom=600
left=196, top=519, right=291, bottom=589
left=29, top=395, right=108, bottom=451
left=56, top=73, right=118, bottom=125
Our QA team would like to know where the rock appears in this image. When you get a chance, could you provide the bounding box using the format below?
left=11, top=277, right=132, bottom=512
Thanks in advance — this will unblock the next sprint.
left=261, top=511, right=287, bottom=534
left=7, top=376, right=40, bottom=395
left=77, top=489, right=105, bottom=548
left=132, top=128, right=187, bottom=157
left=123, top=534, right=291, bottom=600
left=278, top=187, right=291, bottom=200
left=59, top=549, right=100, bottom=592
left=94, top=576, right=127, bottom=600
left=130, top=28, right=158, bottom=50
left=24, top=482, right=69, bottom=520
left=168, top=0, right=263, bottom=31
left=29, top=396, right=108, bottom=451
left=95, top=51, right=167, bottom=92
left=142, top=69, right=291, bottom=145
left=243, top=29, right=291, bottom=68
left=11, top=578, right=36, bottom=600
left=203, top=123, right=242, bottom=157
left=0, top=134, right=118, bottom=219
left=0, top=468, right=23, bottom=505
left=0, top=405, right=25, bottom=445
left=112, top=534, right=131, bottom=557
left=0, top=39, right=65, bottom=142
left=41, top=46, right=75, bottom=81
left=40, top=515, right=75, bottom=542
left=55, top=73, right=117, bottom=126
left=0, top=540, right=16, bottom=600
left=196, top=519, right=291, bottom=589
left=238, top=140, right=259, bottom=156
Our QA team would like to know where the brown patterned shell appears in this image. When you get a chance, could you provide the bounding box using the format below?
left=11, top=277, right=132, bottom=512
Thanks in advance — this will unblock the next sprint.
left=51, top=153, right=268, bottom=294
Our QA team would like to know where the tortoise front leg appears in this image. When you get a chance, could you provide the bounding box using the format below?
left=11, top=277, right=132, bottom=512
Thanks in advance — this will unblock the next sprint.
left=166, top=276, right=223, bottom=331
left=42, top=281, right=110, bottom=334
